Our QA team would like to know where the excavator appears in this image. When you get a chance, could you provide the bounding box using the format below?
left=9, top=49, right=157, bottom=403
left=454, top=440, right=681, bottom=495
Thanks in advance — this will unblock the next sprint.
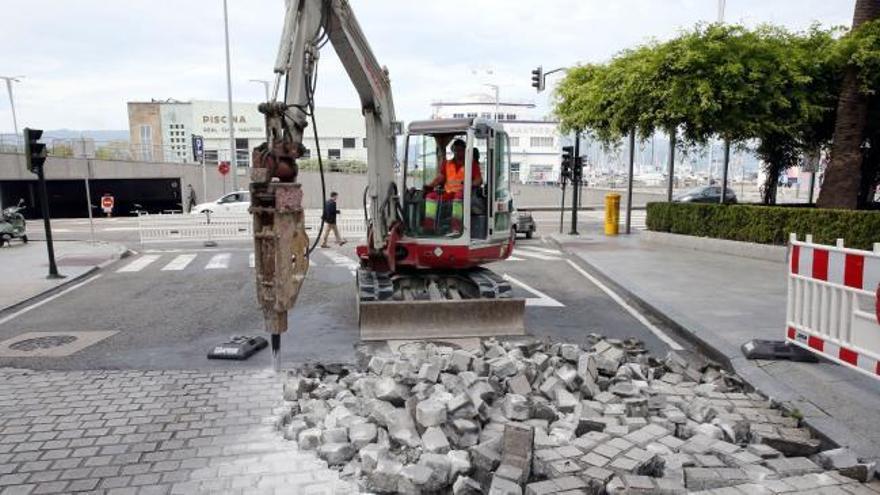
left=249, top=0, right=525, bottom=364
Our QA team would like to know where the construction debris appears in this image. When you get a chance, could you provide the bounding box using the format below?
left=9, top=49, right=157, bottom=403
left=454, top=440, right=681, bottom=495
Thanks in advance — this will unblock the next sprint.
left=275, top=337, right=878, bottom=493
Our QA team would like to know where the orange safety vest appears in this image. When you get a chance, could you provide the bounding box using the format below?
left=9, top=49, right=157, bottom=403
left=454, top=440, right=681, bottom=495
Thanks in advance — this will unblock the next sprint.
left=444, top=160, right=466, bottom=194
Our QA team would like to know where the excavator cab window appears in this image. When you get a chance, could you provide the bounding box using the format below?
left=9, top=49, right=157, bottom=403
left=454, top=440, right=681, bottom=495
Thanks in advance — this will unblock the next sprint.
left=401, top=132, right=488, bottom=239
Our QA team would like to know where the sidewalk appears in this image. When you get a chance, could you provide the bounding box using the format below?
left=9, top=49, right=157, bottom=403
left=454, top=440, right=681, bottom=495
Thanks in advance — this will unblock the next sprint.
left=0, top=241, right=128, bottom=312
left=0, top=367, right=353, bottom=494
left=552, top=231, right=880, bottom=466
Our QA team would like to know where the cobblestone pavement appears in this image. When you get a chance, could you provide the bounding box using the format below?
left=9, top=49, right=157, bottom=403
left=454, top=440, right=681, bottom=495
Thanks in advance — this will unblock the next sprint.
left=0, top=367, right=355, bottom=495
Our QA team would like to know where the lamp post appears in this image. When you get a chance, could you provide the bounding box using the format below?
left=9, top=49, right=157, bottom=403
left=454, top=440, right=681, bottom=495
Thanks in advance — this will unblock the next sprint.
left=250, top=79, right=271, bottom=101
left=717, top=0, right=726, bottom=23
left=483, top=84, right=500, bottom=122
left=222, top=0, right=238, bottom=191
left=0, top=75, right=23, bottom=146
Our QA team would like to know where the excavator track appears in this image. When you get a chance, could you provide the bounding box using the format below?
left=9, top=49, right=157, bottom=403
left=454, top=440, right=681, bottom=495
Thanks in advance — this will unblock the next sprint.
left=356, top=267, right=525, bottom=341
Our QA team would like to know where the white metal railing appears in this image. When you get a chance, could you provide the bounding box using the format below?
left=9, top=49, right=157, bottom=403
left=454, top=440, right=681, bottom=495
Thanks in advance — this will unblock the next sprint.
left=786, top=233, right=880, bottom=380
left=137, top=210, right=367, bottom=244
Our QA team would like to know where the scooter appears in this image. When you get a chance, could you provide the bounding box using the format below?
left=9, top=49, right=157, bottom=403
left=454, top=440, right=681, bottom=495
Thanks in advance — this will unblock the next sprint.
left=0, top=199, right=28, bottom=247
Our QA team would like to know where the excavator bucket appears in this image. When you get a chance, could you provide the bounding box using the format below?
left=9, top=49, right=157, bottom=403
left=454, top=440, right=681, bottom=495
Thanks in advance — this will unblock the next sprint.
left=358, top=298, right=526, bottom=341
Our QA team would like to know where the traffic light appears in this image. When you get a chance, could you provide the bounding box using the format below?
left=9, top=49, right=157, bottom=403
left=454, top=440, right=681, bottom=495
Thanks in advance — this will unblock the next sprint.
left=531, top=66, right=545, bottom=92
left=574, top=156, right=584, bottom=183
left=24, top=128, right=47, bottom=175
left=561, top=145, right=573, bottom=181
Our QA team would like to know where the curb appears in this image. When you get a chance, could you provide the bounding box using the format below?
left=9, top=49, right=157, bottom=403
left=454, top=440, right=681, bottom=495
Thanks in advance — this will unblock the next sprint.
left=547, top=235, right=879, bottom=464
left=0, top=245, right=131, bottom=316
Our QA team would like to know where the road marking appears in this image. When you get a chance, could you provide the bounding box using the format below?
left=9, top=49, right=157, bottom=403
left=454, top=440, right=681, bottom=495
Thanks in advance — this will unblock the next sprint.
left=506, top=256, right=525, bottom=261
left=502, top=274, right=565, bottom=307
left=513, top=250, right=561, bottom=261
left=161, top=254, right=197, bottom=271
left=143, top=248, right=252, bottom=253
left=116, top=255, right=160, bottom=273
left=318, top=249, right=359, bottom=275
left=0, top=275, right=102, bottom=326
left=565, top=259, right=683, bottom=350
left=249, top=253, right=255, bottom=268
left=517, top=246, right=562, bottom=256
left=102, top=227, right=140, bottom=232
left=205, top=253, right=231, bottom=270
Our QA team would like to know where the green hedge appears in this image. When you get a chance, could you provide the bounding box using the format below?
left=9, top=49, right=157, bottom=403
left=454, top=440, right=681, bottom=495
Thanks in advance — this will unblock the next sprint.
left=646, top=202, right=880, bottom=250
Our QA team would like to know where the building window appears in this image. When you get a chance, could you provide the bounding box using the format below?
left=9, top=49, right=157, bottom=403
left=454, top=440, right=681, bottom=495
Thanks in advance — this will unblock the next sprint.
left=496, top=113, right=504, bottom=120
left=139, top=125, right=153, bottom=161
left=205, top=149, right=219, bottom=162
left=328, top=149, right=341, bottom=160
left=509, top=137, right=520, bottom=147
left=301, top=148, right=311, bottom=159
left=235, top=138, right=250, bottom=168
left=530, top=136, right=554, bottom=148
left=453, top=113, right=465, bottom=119
left=342, top=138, right=357, bottom=149
left=362, top=138, right=368, bottom=148
left=467, top=113, right=477, bottom=118
left=506, top=114, right=517, bottom=121
left=481, top=113, right=492, bottom=118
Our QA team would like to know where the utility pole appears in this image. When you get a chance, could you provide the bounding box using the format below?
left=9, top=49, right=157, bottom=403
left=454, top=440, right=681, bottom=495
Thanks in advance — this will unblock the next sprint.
left=1, top=75, right=23, bottom=145
left=569, top=130, right=581, bottom=236
left=484, top=84, right=500, bottom=121
left=222, top=0, right=238, bottom=191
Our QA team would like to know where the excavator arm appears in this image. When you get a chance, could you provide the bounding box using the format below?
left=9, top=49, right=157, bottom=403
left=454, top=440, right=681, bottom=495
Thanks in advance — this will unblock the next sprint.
left=250, top=0, right=400, bottom=366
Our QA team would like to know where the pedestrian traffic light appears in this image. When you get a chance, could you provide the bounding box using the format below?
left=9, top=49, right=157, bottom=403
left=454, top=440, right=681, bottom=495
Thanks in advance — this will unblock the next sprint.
left=531, top=66, right=544, bottom=92
left=561, top=145, right=573, bottom=181
left=24, top=128, right=47, bottom=175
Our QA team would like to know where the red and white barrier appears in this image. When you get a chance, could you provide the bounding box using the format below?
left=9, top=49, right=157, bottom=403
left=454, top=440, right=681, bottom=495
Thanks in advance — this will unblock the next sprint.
left=787, top=234, right=880, bottom=379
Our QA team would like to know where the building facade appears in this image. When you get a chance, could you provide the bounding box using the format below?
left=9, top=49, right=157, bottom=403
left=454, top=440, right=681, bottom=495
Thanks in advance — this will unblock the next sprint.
left=430, top=94, right=562, bottom=184
left=127, top=100, right=367, bottom=169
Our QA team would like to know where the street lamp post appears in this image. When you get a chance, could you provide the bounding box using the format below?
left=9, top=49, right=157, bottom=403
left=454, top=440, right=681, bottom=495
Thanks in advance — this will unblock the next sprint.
left=250, top=79, right=271, bottom=102
left=484, top=84, right=499, bottom=121
left=222, top=0, right=238, bottom=191
left=1, top=76, right=23, bottom=146
left=717, top=0, right=726, bottom=23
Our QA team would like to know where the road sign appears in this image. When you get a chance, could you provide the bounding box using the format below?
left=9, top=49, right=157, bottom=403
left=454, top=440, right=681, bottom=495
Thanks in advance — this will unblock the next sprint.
left=192, top=135, right=204, bottom=161
left=101, top=195, right=114, bottom=216
left=218, top=161, right=230, bottom=176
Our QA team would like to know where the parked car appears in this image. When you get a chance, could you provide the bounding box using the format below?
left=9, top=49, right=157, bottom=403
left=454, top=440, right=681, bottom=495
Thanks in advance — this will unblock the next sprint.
left=190, top=191, right=251, bottom=214
left=672, top=185, right=737, bottom=204
left=514, top=211, right=536, bottom=239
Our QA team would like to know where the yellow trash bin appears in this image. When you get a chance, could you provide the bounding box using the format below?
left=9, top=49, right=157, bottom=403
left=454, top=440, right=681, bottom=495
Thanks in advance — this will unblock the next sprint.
left=605, top=193, right=620, bottom=236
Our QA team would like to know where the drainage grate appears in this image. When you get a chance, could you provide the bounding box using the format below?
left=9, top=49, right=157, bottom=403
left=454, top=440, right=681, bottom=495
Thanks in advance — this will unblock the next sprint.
left=0, top=331, right=118, bottom=357
left=9, top=335, right=78, bottom=351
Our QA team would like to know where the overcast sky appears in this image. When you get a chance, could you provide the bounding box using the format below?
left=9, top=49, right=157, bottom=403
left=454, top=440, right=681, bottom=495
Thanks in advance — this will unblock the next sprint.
left=0, top=0, right=853, bottom=133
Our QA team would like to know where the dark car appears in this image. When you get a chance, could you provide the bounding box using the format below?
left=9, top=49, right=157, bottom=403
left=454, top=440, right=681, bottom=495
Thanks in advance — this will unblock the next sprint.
left=514, top=211, right=536, bottom=239
left=673, top=185, right=738, bottom=204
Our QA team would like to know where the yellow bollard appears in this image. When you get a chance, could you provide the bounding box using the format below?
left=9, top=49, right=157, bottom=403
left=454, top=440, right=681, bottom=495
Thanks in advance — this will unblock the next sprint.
left=604, top=193, right=620, bottom=236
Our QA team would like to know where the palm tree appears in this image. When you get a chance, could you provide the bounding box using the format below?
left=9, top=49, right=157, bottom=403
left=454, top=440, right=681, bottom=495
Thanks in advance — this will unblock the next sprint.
left=817, top=0, right=880, bottom=209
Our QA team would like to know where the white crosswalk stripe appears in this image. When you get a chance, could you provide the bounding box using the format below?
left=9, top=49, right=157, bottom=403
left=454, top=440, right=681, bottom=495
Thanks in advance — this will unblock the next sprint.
left=161, top=254, right=196, bottom=271
left=249, top=253, right=255, bottom=268
left=205, top=253, right=231, bottom=270
left=317, top=249, right=359, bottom=275
left=512, top=250, right=561, bottom=261
left=516, top=246, right=562, bottom=256
left=116, top=255, right=160, bottom=273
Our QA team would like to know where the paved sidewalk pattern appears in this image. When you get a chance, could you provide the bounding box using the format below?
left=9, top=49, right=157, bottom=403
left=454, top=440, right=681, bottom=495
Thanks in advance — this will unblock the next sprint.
left=0, top=368, right=354, bottom=495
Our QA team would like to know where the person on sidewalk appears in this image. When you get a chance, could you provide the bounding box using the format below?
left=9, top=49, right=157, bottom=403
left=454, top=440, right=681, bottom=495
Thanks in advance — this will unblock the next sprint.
left=321, top=192, right=346, bottom=248
left=185, top=184, right=198, bottom=213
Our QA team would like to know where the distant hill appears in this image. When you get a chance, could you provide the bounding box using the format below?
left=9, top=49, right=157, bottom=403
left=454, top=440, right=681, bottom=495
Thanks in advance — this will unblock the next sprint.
left=0, top=129, right=130, bottom=143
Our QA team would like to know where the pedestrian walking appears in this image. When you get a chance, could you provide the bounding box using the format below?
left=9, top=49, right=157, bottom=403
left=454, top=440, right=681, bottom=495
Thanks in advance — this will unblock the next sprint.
left=321, top=192, right=346, bottom=248
left=185, top=184, right=198, bottom=213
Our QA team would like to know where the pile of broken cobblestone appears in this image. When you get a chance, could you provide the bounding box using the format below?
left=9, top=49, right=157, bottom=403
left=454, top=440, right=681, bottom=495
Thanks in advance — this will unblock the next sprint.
left=276, top=337, right=877, bottom=494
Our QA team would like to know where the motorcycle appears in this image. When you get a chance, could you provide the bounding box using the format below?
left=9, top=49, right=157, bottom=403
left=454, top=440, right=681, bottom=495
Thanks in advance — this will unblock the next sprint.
left=0, top=199, right=28, bottom=247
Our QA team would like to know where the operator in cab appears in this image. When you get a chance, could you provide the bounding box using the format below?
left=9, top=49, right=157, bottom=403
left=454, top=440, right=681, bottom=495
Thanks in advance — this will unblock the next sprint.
left=423, top=138, right=482, bottom=235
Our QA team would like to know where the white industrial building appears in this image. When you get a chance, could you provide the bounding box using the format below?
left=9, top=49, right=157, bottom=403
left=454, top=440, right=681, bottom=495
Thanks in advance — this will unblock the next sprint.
left=430, top=94, right=562, bottom=184
left=127, top=100, right=367, bottom=169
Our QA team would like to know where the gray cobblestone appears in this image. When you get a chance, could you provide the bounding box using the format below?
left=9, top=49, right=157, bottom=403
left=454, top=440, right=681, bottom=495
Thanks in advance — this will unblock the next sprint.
left=0, top=484, right=36, bottom=495
left=31, top=481, right=68, bottom=495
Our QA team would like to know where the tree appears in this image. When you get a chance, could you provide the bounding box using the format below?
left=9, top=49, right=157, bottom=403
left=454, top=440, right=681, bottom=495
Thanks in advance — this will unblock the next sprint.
left=818, top=0, right=880, bottom=209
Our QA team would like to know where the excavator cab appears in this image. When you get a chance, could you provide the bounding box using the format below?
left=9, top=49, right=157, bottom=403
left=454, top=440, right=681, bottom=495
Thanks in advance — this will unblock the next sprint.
left=400, top=118, right=514, bottom=261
